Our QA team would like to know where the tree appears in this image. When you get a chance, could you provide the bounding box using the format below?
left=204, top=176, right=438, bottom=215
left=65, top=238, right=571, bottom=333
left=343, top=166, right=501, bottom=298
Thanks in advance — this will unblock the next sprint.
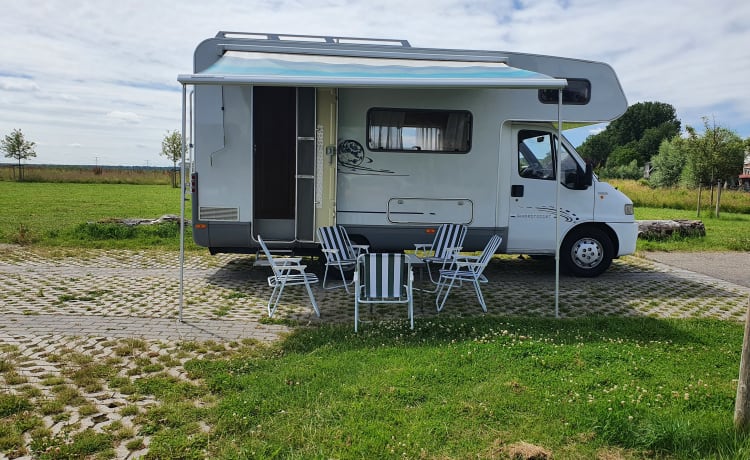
left=577, top=101, right=681, bottom=168
left=607, top=101, right=681, bottom=147
left=1, top=129, right=36, bottom=181
left=649, top=137, right=686, bottom=188
left=682, top=118, right=744, bottom=188
left=161, top=130, right=183, bottom=188
left=577, top=131, right=613, bottom=168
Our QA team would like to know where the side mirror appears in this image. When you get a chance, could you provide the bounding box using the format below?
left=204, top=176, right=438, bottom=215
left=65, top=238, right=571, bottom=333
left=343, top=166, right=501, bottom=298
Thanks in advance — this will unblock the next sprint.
left=582, top=162, right=593, bottom=188
left=569, top=162, right=593, bottom=190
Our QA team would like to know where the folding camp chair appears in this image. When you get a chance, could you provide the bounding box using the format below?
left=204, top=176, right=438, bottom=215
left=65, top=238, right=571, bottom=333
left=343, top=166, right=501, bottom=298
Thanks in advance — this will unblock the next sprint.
left=414, top=223, right=468, bottom=284
left=435, top=235, right=502, bottom=313
left=317, top=225, right=369, bottom=293
left=354, top=253, right=414, bottom=332
left=258, top=235, right=320, bottom=318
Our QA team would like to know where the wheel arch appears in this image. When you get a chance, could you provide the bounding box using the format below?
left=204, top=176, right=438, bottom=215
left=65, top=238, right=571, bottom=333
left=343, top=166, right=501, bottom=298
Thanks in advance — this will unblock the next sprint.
left=564, top=222, right=619, bottom=256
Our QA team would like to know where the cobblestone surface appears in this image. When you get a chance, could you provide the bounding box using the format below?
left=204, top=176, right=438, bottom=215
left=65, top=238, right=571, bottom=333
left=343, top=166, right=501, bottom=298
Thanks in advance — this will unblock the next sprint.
left=1, top=246, right=748, bottom=459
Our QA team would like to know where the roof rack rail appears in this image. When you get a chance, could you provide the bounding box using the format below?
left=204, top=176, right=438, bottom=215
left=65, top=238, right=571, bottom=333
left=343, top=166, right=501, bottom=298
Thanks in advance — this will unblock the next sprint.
left=215, top=31, right=411, bottom=48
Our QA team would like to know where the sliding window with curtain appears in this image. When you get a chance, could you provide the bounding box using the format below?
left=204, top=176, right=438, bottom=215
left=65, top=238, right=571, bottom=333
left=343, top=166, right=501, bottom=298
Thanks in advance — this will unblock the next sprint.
left=367, top=108, right=472, bottom=153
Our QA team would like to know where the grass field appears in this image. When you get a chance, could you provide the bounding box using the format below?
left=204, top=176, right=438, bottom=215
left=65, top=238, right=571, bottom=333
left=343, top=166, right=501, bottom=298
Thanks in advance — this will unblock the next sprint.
left=610, top=179, right=750, bottom=215
left=158, top=317, right=749, bottom=459
left=1, top=180, right=747, bottom=251
left=0, top=164, right=175, bottom=185
left=0, top=182, right=193, bottom=249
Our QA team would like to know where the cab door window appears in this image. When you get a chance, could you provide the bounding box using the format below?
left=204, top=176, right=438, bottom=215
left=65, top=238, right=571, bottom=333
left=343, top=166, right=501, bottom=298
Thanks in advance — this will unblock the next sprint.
left=517, top=129, right=584, bottom=189
left=518, top=130, right=555, bottom=180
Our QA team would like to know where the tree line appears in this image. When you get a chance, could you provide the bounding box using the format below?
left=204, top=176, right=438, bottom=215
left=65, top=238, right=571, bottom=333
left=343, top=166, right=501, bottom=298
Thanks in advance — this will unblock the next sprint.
left=2, top=129, right=184, bottom=187
left=577, top=101, right=749, bottom=188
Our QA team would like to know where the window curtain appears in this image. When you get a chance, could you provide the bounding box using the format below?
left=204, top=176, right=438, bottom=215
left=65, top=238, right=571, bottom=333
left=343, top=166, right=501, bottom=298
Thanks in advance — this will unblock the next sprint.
left=416, top=128, right=442, bottom=150
left=369, top=111, right=404, bottom=149
left=443, top=113, right=468, bottom=151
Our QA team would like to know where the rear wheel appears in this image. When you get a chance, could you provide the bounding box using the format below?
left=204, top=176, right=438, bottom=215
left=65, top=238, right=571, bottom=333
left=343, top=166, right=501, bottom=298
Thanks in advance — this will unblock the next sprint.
left=561, top=227, right=613, bottom=277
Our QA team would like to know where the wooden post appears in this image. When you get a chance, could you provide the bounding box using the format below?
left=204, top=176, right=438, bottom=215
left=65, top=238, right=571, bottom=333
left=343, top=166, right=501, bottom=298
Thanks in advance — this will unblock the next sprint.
left=735, top=296, right=750, bottom=432
left=696, top=184, right=702, bottom=217
left=715, top=180, right=722, bottom=218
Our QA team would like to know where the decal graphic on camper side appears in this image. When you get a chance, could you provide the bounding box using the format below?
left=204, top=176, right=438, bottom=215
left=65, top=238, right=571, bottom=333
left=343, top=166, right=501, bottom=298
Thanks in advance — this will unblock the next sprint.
left=337, top=139, right=403, bottom=176
left=512, top=206, right=581, bottom=223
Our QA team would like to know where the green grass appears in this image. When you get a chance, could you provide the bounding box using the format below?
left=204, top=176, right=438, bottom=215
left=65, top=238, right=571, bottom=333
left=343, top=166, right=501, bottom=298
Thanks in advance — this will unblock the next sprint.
left=1, top=180, right=747, bottom=252
left=0, top=181, right=193, bottom=249
left=611, top=179, right=750, bottom=215
left=636, top=207, right=750, bottom=252
left=171, top=316, right=749, bottom=459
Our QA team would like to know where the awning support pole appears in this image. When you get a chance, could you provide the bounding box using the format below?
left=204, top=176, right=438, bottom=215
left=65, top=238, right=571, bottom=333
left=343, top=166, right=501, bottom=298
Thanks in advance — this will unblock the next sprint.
left=178, top=85, right=187, bottom=323
left=554, top=88, right=562, bottom=319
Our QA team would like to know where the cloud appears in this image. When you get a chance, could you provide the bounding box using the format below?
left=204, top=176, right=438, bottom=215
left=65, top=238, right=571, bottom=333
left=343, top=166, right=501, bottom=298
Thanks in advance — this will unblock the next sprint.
left=105, top=111, right=142, bottom=124
left=1, top=0, right=749, bottom=165
left=0, top=77, right=39, bottom=92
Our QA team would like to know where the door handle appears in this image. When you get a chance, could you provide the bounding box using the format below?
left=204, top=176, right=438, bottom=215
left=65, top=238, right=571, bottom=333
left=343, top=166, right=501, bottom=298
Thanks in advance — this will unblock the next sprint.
left=511, top=184, right=524, bottom=197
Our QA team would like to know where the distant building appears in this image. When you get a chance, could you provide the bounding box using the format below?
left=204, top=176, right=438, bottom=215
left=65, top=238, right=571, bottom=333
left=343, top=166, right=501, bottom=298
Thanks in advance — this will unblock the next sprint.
left=740, top=152, right=750, bottom=191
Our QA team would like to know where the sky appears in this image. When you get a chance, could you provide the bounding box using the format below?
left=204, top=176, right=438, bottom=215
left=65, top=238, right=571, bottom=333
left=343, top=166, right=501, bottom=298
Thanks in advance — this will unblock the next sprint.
left=1, top=0, right=749, bottom=167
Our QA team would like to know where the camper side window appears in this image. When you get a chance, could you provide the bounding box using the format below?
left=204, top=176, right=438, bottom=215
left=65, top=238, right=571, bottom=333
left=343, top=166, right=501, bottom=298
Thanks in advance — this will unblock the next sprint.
left=538, top=78, right=591, bottom=105
left=367, top=108, right=472, bottom=153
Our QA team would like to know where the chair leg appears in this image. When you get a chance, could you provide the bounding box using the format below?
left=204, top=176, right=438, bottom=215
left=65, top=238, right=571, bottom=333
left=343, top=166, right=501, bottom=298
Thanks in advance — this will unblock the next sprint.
left=322, top=265, right=331, bottom=290
left=268, top=282, right=285, bottom=318
left=472, top=279, right=487, bottom=313
left=408, top=295, right=414, bottom=330
left=435, top=275, right=458, bottom=312
left=323, top=264, right=353, bottom=292
left=354, top=297, right=359, bottom=332
left=337, top=265, right=351, bottom=294
left=425, top=262, right=438, bottom=284
left=305, top=281, right=320, bottom=317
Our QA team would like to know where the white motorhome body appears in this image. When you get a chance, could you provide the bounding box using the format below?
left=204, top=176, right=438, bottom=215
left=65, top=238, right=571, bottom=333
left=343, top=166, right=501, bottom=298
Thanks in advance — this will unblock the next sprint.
left=178, top=32, right=637, bottom=277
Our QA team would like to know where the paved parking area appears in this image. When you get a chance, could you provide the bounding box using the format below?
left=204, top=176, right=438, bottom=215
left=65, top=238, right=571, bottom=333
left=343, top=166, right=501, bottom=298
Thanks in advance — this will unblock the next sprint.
left=1, top=246, right=748, bottom=341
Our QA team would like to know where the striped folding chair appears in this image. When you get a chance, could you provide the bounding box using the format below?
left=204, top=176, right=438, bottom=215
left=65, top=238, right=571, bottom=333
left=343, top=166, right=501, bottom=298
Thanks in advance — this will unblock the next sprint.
left=258, top=235, right=320, bottom=318
left=414, top=223, right=468, bottom=284
left=354, top=253, right=414, bottom=332
left=435, top=234, right=502, bottom=313
left=317, top=225, right=369, bottom=293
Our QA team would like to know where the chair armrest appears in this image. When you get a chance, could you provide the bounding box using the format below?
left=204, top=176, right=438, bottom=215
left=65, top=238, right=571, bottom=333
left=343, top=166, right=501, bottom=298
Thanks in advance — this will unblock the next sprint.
left=278, top=264, right=308, bottom=273
left=453, top=254, right=479, bottom=263
left=444, top=246, right=463, bottom=259
left=452, top=260, right=483, bottom=272
left=351, top=244, right=369, bottom=256
left=275, top=257, right=303, bottom=266
left=414, top=244, right=434, bottom=258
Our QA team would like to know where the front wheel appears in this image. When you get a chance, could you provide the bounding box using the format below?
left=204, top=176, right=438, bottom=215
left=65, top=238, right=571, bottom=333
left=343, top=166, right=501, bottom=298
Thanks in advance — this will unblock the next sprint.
left=561, top=227, right=614, bottom=277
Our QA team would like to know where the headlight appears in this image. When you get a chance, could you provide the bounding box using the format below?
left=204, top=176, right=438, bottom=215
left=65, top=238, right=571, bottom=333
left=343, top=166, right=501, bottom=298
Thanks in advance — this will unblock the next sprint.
left=624, top=204, right=634, bottom=215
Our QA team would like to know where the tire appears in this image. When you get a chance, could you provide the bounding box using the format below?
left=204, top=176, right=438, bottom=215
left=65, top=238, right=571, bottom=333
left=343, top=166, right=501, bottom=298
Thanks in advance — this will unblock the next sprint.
left=561, top=227, right=614, bottom=277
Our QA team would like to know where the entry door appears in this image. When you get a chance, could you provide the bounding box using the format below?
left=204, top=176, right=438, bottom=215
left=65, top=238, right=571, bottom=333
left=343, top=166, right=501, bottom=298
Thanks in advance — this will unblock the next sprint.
left=252, top=87, right=316, bottom=241
left=507, top=128, right=560, bottom=253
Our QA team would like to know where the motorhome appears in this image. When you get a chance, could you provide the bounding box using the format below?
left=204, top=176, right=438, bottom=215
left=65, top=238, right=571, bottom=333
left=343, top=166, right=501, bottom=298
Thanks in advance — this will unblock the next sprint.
left=178, top=32, right=637, bottom=277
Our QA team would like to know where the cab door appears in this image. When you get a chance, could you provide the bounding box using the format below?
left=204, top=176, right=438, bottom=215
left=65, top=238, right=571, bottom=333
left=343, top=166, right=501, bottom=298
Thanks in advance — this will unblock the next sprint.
left=507, top=127, right=591, bottom=253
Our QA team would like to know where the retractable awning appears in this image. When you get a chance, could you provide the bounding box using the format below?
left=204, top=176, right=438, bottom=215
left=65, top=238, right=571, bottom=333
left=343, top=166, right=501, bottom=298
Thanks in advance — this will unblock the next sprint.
left=178, top=51, right=567, bottom=89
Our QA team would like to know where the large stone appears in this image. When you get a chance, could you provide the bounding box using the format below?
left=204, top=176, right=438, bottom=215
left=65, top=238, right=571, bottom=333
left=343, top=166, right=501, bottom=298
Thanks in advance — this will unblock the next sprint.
left=637, top=219, right=706, bottom=239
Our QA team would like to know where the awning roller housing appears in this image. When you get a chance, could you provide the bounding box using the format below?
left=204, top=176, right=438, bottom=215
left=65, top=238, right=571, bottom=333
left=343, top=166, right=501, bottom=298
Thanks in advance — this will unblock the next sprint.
left=178, top=50, right=568, bottom=89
